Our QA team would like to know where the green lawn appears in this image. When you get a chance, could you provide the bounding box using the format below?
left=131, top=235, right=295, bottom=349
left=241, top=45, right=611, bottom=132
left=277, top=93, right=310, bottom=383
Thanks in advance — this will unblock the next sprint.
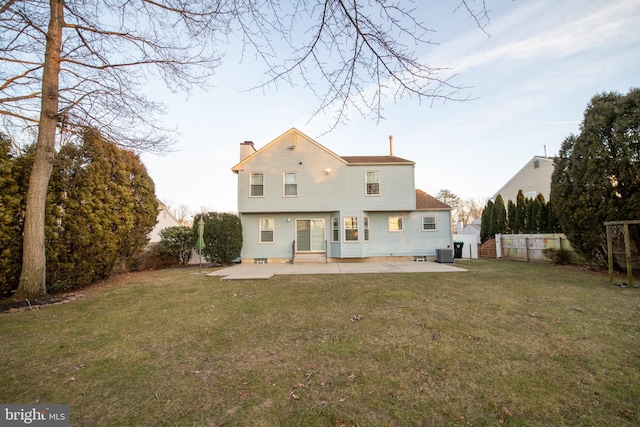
left=1, top=259, right=639, bottom=426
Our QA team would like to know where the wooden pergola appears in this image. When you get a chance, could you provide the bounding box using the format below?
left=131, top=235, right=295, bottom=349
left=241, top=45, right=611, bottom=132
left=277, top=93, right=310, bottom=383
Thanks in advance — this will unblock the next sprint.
left=605, top=220, right=640, bottom=287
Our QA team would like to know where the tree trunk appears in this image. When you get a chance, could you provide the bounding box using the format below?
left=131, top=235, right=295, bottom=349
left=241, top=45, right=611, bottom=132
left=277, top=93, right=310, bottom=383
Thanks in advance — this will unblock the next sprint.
left=16, top=0, right=64, bottom=299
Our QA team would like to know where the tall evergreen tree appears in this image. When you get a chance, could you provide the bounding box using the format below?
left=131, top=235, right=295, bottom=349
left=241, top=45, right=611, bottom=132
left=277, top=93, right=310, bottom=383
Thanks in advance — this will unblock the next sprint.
left=535, top=194, right=548, bottom=233
left=514, top=190, right=527, bottom=234
left=506, top=200, right=517, bottom=233
left=551, top=88, right=640, bottom=266
left=480, top=199, right=495, bottom=242
left=45, top=129, right=158, bottom=291
left=0, top=135, right=22, bottom=296
left=492, top=195, right=508, bottom=235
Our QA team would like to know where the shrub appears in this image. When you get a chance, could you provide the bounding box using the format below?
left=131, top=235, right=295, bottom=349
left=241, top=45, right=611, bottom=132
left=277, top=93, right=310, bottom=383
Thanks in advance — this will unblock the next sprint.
left=543, top=248, right=574, bottom=265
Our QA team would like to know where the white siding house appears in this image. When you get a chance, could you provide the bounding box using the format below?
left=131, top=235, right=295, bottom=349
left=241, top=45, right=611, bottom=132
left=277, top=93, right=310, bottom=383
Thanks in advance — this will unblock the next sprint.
left=148, top=200, right=182, bottom=243
left=492, top=156, right=555, bottom=203
left=231, top=128, right=452, bottom=263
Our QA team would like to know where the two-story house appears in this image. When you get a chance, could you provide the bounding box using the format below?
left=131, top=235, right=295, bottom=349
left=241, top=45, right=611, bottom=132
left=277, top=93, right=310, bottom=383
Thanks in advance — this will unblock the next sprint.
left=231, top=128, right=452, bottom=263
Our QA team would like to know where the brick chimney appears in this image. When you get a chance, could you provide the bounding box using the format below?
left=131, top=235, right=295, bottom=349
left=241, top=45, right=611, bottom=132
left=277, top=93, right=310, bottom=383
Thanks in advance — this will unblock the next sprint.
left=240, top=141, right=256, bottom=161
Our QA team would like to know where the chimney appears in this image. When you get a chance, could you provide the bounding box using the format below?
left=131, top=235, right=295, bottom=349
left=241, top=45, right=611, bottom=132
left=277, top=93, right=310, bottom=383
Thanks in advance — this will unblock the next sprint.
left=240, top=141, right=256, bottom=161
left=389, top=135, right=393, bottom=156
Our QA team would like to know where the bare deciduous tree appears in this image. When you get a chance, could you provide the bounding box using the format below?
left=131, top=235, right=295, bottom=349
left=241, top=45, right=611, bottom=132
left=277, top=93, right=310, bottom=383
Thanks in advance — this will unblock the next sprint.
left=458, top=197, right=486, bottom=227
left=1, top=0, right=489, bottom=298
left=170, top=204, right=193, bottom=226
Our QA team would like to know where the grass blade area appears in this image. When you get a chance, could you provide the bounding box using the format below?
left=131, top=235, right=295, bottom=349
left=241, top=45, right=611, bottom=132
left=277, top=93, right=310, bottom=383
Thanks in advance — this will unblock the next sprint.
left=1, top=259, right=639, bottom=426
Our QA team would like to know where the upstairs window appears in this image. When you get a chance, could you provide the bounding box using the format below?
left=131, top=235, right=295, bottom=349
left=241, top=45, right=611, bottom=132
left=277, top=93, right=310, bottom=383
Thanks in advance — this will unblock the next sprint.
left=422, top=216, right=436, bottom=231
left=366, top=171, right=379, bottom=195
left=389, top=216, right=403, bottom=232
left=260, top=218, right=274, bottom=243
left=250, top=173, right=264, bottom=197
left=284, top=172, right=297, bottom=196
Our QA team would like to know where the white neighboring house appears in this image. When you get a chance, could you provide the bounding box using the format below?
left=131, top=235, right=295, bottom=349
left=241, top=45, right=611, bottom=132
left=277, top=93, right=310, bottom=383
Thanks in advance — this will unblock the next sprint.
left=148, top=200, right=183, bottom=243
left=457, top=219, right=482, bottom=243
left=492, top=156, right=555, bottom=203
left=148, top=200, right=201, bottom=265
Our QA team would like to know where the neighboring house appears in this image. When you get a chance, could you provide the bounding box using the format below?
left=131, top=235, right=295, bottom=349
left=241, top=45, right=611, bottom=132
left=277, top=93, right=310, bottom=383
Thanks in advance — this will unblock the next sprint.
left=492, top=156, right=555, bottom=203
left=148, top=200, right=182, bottom=243
left=231, top=128, right=452, bottom=263
left=457, top=219, right=482, bottom=243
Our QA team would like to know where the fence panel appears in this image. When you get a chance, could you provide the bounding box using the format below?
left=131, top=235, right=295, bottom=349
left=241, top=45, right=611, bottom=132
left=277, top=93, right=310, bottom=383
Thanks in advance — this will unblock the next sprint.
left=497, top=234, right=573, bottom=262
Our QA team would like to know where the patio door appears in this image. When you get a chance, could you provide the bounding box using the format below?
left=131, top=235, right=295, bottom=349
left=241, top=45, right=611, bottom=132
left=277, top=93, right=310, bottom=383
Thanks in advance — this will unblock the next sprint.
left=296, top=219, right=325, bottom=252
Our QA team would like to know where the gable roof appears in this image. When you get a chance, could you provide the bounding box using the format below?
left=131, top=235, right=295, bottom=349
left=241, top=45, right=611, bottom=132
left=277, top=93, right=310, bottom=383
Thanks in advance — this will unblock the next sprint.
left=231, top=128, right=347, bottom=172
left=231, top=128, right=415, bottom=172
left=416, top=189, right=450, bottom=210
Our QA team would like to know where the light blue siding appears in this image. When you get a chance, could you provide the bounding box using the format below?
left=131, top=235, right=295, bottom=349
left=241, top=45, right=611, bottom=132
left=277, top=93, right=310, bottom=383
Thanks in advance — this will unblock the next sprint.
left=236, top=132, right=415, bottom=213
left=240, top=212, right=332, bottom=260
left=367, top=211, right=452, bottom=257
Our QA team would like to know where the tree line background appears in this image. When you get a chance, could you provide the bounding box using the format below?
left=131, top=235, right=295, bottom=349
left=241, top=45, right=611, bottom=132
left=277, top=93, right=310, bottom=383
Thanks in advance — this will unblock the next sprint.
left=480, top=192, right=561, bottom=242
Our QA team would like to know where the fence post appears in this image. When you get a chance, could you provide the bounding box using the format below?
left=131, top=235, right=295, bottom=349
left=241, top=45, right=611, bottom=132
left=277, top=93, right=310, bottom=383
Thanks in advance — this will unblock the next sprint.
left=623, top=223, right=634, bottom=287
left=607, top=232, right=614, bottom=284
left=525, top=237, right=529, bottom=262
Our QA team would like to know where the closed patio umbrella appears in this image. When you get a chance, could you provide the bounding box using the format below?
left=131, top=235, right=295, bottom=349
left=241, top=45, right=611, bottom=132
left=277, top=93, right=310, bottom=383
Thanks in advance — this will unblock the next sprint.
left=195, top=217, right=205, bottom=273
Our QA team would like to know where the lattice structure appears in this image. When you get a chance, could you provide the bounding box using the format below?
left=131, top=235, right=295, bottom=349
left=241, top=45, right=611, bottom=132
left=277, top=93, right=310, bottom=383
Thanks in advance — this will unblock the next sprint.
left=605, top=220, right=640, bottom=287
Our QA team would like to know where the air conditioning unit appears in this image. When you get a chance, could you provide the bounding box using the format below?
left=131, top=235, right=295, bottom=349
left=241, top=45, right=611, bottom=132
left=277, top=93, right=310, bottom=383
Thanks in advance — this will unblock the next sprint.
left=436, top=249, right=454, bottom=263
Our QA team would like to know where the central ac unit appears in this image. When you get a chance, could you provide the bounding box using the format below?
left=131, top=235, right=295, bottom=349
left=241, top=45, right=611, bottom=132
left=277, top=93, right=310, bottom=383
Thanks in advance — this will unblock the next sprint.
left=436, top=248, right=454, bottom=263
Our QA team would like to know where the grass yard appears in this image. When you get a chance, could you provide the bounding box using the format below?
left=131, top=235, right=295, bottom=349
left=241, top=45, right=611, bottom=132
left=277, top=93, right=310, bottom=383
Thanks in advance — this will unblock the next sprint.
left=1, top=259, right=639, bottom=426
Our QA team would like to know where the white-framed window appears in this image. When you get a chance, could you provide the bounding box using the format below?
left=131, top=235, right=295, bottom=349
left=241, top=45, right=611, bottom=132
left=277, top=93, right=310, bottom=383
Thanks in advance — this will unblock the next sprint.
left=364, top=217, right=370, bottom=241
left=259, top=218, right=274, bottom=243
left=332, top=217, right=339, bottom=242
left=250, top=173, right=264, bottom=197
left=284, top=172, right=297, bottom=196
left=344, top=216, right=358, bottom=241
left=422, top=216, right=436, bottom=231
left=389, top=216, right=403, bottom=232
left=366, top=171, right=379, bottom=195
left=524, top=191, right=537, bottom=199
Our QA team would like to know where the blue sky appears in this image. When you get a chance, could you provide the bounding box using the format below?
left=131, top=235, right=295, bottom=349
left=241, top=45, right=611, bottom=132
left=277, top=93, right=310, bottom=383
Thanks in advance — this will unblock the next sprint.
left=141, top=0, right=640, bottom=215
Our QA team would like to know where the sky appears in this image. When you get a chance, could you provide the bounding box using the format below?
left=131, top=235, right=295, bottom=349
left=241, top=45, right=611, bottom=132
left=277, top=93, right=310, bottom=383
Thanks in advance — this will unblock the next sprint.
left=140, top=0, right=640, bottom=216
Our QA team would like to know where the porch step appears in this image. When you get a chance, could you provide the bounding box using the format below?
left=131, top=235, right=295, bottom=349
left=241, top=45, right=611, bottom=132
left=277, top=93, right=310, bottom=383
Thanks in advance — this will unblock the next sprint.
left=293, top=253, right=327, bottom=264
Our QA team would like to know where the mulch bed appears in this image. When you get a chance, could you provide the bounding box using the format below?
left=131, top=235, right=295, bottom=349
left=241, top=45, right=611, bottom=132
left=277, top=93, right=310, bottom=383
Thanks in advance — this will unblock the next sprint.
left=0, top=294, right=82, bottom=313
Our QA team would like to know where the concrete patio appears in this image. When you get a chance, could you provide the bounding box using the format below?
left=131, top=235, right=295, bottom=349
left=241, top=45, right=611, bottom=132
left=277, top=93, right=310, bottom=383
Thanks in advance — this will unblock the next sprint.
left=206, top=261, right=467, bottom=280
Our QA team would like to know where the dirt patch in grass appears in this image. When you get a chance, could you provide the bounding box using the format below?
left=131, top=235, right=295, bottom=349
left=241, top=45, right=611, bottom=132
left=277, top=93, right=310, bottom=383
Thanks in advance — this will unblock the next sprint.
left=0, top=294, right=83, bottom=313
